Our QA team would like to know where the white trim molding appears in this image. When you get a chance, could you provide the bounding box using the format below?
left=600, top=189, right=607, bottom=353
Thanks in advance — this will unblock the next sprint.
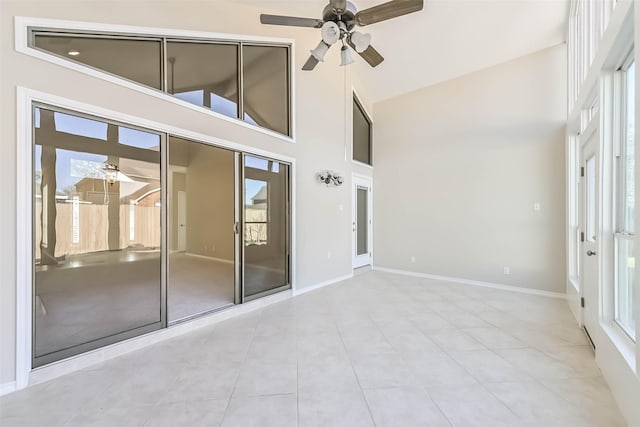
left=0, top=381, right=17, bottom=397
left=14, top=16, right=296, bottom=144
left=373, top=267, right=568, bottom=299
left=15, top=86, right=32, bottom=391
left=293, top=273, right=354, bottom=297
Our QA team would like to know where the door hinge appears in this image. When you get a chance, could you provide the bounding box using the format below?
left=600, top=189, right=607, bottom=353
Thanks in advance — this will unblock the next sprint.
left=581, top=297, right=585, bottom=308
left=580, top=166, right=585, bottom=177
left=580, top=231, right=584, bottom=242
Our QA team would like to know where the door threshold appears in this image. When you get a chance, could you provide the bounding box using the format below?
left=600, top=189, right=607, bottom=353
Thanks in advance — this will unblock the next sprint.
left=583, top=326, right=596, bottom=352
left=353, top=265, right=372, bottom=275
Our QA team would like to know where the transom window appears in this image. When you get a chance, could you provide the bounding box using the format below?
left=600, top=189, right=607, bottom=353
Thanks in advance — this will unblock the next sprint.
left=353, top=94, right=373, bottom=166
left=30, top=30, right=291, bottom=137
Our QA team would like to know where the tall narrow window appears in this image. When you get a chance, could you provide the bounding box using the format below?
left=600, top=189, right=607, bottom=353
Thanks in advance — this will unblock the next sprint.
left=614, top=58, right=635, bottom=341
left=353, top=95, right=372, bottom=165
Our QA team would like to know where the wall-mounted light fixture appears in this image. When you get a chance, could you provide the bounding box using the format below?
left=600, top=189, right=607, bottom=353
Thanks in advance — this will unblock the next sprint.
left=103, top=163, right=119, bottom=186
left=317, top=170, right=344, bottom=187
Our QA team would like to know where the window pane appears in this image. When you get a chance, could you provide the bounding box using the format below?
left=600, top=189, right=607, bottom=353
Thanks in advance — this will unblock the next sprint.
left=54, top=112, right=107, bottom=140
left=353, top=98, right=372, bottom=165
left=357, top=187, right=368, bottom=255
left=586, top=155, right=596, bottom=241
left=119, top=125, right=161, bottom=151
left=615, top=237, right=636, bottom=340
left=242, top=45, right=290, bottom=136
left=623, top=61, right=635, bottom=232
left=167, top=41, right=239, bottom=119
left=33, top=106, right=162, bottom=365
left=34, top=34, right=162, bottom=89
left=245, top=178, right=268, bottom=245
left=167, top=136, right=235, bottom=322
left=244, top=155, right=289, bottom=298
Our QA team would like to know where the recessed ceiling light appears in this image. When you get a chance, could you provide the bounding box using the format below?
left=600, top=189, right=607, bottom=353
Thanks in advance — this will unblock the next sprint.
left=67, top=50, right=80, bottom=56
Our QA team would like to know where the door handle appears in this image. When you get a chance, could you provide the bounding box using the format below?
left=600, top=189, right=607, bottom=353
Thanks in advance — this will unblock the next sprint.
left=587, top=250, right=597, bottom=256
left=233, top=222, right=239, bottom=235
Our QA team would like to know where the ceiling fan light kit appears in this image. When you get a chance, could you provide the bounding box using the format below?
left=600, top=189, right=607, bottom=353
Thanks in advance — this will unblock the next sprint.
left=350, top=31, right=371, bottom=53
left=260, top=0, right=424, bottom=71
left=340, top=44, right=355, bottom=66
left=321, top=21, right=341, bottom=44
left=311, top=40, right=331, bottom=62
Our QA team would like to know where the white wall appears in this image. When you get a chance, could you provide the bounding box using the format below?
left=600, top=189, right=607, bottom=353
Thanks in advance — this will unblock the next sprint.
left=0, top=1, right=373, bottom=386
left=373, top=45, right=567, bottom=293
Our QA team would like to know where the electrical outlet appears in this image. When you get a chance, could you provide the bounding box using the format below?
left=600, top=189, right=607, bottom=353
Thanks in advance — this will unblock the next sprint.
left=503, top=267, right=511, bottom=275
left=411, top=256, right=416, bottom=263
left=327, top=251, right=332, bottom=259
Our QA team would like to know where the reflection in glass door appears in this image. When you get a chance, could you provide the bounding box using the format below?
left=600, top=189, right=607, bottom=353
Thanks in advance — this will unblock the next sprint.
left=31, top=106, right=293, bottom=367
left=242, top=155, right=290, bottom=300
left=167, top=137, right=236, bottom=322
left=32, top=105, right=164, bottom=367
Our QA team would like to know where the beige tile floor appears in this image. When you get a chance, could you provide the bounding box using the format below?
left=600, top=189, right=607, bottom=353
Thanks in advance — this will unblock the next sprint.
left=0, top=270, right=628, bottom=426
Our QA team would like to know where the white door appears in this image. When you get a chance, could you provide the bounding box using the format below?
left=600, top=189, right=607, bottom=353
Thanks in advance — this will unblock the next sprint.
left=580, top=127, right=599, bottom=346
left=353, top=176, right=372, bottom=269
left=177, top=190, right=187, bottom=252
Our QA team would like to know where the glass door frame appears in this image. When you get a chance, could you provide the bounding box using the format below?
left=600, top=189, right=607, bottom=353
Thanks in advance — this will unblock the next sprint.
left=352, top=174, right=373, bottom=269
left=166, top=136, right=237, bottom=325
left=239, top=153, right=291, bottom=303
left=27, top=103, right=294, bottom=369
left=31, top=102, right=167, bottom=368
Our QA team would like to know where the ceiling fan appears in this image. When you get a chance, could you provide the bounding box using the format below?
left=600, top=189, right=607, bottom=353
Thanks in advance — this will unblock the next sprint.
left=260, top=0, right=424, bottom=70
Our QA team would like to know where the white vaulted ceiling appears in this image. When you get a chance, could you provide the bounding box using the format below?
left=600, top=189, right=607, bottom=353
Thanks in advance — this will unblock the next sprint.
left=231, top=0, right=570, bottom=102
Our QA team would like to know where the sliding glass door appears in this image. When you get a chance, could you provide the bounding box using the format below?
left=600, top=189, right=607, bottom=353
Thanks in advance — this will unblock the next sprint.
left=242, top=155, right=290, bottom=301
left=31, top=105, right=292, bottom=367
left=167, top=136, right=236, bottom=323
left=33, top=105, right=164, bottom=367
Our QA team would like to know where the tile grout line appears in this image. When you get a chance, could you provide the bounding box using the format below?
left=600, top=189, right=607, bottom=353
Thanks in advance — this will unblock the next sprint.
left=218, top=309, right=262, bottom=426
left=332, top=302, right=379, bottom=426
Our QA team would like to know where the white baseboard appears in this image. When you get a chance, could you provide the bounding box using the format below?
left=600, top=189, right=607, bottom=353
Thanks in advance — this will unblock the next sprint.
left=0, top=381, right=17, bottom=396
left=373, top=266, right=567, bottom=299
left=293, top=273, right=354, bottom=296
left=183, top=252, right=234, bottom=264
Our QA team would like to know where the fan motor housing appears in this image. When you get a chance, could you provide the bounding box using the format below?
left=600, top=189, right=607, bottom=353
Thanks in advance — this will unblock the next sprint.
left=322, top=1, right=357, bottom=31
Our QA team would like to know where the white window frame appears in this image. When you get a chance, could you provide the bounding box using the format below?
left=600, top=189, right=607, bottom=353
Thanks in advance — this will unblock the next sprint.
left=568, top=134, right=581, bottom=287
left=351, top=90, right=373, bottom=168
left=612, top=52, right=636, bottom=341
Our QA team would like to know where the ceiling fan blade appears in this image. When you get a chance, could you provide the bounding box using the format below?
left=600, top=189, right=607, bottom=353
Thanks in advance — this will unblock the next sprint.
left=260, top=14, right=324, bottom=28
left=348, top=40, right=384, bottom=67
left=330, top=0, right=348, bottom=14
left=302, top=55, right=320, bottom=71
left=355, top=0, right=424, bottom=26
